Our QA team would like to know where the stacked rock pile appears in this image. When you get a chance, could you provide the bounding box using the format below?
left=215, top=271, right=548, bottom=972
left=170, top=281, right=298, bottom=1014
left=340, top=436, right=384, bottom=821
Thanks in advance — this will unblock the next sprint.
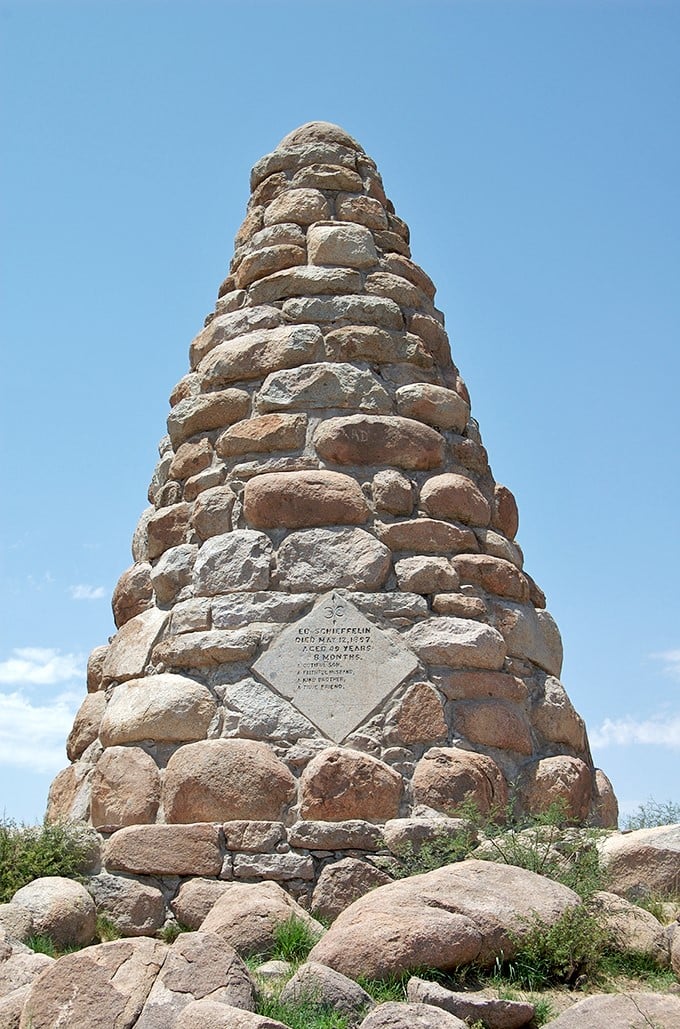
left=48, top=121, right=618, bottom=927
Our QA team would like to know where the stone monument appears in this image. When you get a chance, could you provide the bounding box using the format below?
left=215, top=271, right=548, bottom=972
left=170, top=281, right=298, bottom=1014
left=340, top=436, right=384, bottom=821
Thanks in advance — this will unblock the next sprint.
left=49, top=122, right=618, bottom=924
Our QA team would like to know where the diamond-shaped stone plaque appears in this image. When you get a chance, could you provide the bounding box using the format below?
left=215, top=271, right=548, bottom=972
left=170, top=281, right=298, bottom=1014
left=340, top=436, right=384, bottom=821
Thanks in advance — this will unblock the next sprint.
left=253, top=592, right=418, bottom=743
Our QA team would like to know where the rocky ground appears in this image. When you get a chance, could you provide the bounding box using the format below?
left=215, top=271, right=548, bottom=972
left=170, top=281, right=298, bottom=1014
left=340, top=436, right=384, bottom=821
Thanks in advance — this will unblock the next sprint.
left=0, top=822, right=679, bottom=1027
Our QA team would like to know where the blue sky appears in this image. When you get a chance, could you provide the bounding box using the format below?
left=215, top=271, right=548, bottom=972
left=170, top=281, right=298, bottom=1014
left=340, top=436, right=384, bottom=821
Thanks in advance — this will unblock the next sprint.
left=1, top=0, right=678, bottom=823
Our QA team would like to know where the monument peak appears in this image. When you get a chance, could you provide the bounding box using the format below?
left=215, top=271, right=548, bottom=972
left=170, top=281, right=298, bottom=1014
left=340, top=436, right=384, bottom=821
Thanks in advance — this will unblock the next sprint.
left=50, top=123, right=617, bottom=917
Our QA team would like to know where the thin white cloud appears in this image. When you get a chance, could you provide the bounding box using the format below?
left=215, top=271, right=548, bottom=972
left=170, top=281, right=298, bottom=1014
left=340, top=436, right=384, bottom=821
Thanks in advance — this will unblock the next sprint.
left=0, top=691, right=77, bottom=773
left=69, top=584, right=106, bottom=601
left=590, top=714, right=680, bottom=749
left=651, top=649, right=680, bottom=681
left=0, top=648, right=85, bottom=685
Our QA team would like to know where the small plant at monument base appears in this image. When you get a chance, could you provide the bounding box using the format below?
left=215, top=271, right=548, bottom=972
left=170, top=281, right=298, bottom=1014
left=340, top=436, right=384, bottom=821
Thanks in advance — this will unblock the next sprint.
left=0, top=817, right=96, bottom=903
left=255, top=994, right=349, bottom=1029
left=159, top=921, right=192, bottom=944
left=270, top=915, right=323, bottom=964
left=95, top=914, right=122, bottom=943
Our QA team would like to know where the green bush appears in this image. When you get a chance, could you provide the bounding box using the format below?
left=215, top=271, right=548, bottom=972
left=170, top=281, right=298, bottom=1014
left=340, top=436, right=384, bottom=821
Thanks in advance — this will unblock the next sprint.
left=270, top=915, right=322, bottom=964
left=621, top=798, right=680, bottom=830
left=255, top=995, right=349, bottom=1029
left=498, top=904, right=609, bottom=990
left=0, top=818, right=96, bottom=903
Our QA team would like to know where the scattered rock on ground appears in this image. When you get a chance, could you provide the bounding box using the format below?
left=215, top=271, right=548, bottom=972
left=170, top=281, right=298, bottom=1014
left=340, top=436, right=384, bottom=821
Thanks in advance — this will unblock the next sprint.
left=200, top=881, right=324, bottom=957
left=358, top=1000, right=468, bottom=1028
left=280, top=960, right=372, bottom=1017
left=407, top=976, right=535, bottom=1029
left=11, top=877, right=96, bottom=948
left=542, top=990, right=680, bottom=1026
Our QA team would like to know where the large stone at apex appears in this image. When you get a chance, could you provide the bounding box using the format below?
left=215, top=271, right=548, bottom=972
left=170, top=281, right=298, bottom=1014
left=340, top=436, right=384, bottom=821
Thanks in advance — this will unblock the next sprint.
left=135, top=931, right=254, bottom=1027
left=257, top=362, right=391, bottom=413
left=276, top=527, right=391, bottom=592
left=314, top=414, right=444, bottom=469
left=403, top=616, right=506, bottom=670
left=200, top=881, right=323, bottom=957
left=198, top=324, right=323, bottom=388
left=299, top=747, right=403, bottom=822
left=420, top=474, right=491, bottom=526
left=541, top=992, right=680, bottom=1028
left=412, top=747, right=509, bottom=816
left=253, top=592, right=418, bottom=742
left=597, top=824, right=680, bottom=899
left=12, top=877, right=95, bottom=948
left=244, top=470, right=369, bottom=529
left=99, top=673, right=216, bottom=745
left=308, top=860, right=579, bottom=980
left=18, top=937, right=167, bottom=1029
left=193, top=530, right=273, bottom=595
left=395, top=383, right=470, bottom=433
left=105, top=824, right=222, bottom=876
left=163, top=739, right=296, bottom=823
left=307, top=222, right=378, bottom=269
left=90, top=745, right=160, bottom=831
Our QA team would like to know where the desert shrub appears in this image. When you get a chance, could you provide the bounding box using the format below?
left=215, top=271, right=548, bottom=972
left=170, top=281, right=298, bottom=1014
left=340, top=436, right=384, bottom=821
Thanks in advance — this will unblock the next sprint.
left=497, top=904, right=609, bottom=990
left=95, top=914, right=122, bottom=943
left=159, top=921, right=191, bottom=944
left=0, top=817, right=96, bottom=903
left=599, top=950, right=677, bottom=990
left=472, top=801, right=608, bottom=900
left=622, top=798, right=680, bottom=830
left=393, top=827, right=477, bottom=878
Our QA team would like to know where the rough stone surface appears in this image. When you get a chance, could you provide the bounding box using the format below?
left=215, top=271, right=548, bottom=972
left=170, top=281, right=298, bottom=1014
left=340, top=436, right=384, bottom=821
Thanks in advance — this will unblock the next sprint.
left=280, top=961, right=372, bottom=1017
left=171, top=878, right=233, bottom=930
left=99, top=674, right=216, bottom=746
left=244, top=470, right=369, bottom=529
left=403, top=616, right=506, bottom=670
left=307, top=222, right=378, bottom=269
left=257, top=361, right=390, bottom=413
left=394, top=555, right=458, bottom=594
left=420, top=474, right=491, bottom=526
left=521, top=756, right=593, bottom=822
left=105, top=824, right=223, bottom=877
left=191, top=486, right=235, bottom=539
left=394, top=682, right=448, bottom=744
left=200, top=881, right=323, bottom=957
left=407, top=977, right=535, bottom=1029
left=193, top=530, right=273, bottom=595
left=452, top=700, right=533, bottom=755
left=90, top=745, right=160, bottom=830
left=542, top=992, right=680, bottom=1027
left=395, top=383, right=469, bottom=433
left=0, top=903, right=33, bottom=943
left=311, top=858, right=392, bottom=921
left=597, top=825, right=680, bottom=898
left=589, top=891, right=670, bottom=966
left=112, top=563, right=154, bottom=627
left=163, top=739, right=296, bottom=823
left=150, top=544, right=198, bottom=605
left=531, top=676, right=586, bottom=751
left=300, top=747, right=403, bottom=822
left=371, top=470, right=415, bottom=515
left=18, top=938, right=167, bottom=1029
left=412, top=747, right=509, bottom=816
left=493, top=601, right=563, bottom=676
left=66, top=691, right=106, bottom=760
left=216, top=413, right=306, bottom=458
left=376, top=519, right=478, bottom=555
left=314, top=415, right=444, bottom=469
left=135, top=931, right=254, bottom=1026
left=167, top=390, right=250, bottom=446
left=101, top=608, right=168, bottom=684
left=358, top=1002, right=467, bottom=1029
left=199, top=325, right=323, bottom=388
left=276, top=527, right=391, bottom=591
left=309, top=860, right=579, bottom=980
left=289, top=820, right=384, bottom=851
left=178, top=1000, right=289, bottom=1029
left=87, top=874, right=165, bottom=937
left=12, top=878, right=95, bottom=948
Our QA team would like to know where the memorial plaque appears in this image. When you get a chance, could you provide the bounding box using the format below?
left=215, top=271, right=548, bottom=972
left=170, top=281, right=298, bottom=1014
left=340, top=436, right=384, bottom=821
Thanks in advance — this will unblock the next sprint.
left=253, top=592, right=419, bottom=742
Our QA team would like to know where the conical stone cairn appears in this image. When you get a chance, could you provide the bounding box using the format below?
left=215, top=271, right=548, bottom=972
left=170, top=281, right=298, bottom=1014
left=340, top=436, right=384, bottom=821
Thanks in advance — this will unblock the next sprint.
left=50, top=122, right=618, bottom=916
